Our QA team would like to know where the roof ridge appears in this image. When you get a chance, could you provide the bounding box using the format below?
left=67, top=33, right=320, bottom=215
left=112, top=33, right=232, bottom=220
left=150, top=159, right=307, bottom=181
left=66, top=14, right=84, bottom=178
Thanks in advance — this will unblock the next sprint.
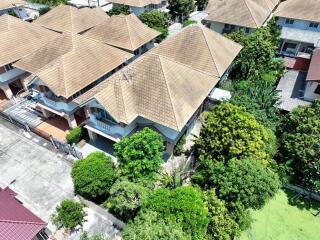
left=124, top=15, right=134, bottom=50
left=157, top=56, right=180, bottom=130
left=115, top=74, right=129, bottom=123
left=243, top=0, right=259, bottom=27
left=0, top=219, right=46, bottom=226
left=69, top=5, right=75, bottom=34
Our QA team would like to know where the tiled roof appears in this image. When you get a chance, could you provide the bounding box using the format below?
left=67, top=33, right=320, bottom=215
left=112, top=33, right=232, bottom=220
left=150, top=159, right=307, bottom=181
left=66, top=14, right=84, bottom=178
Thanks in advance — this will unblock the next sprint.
left=0, top=187, right=46, bottom=240
left=205, top=0, right=279, bottom=28
left=0, top=15, right=58, bottom=67
left=275, top=0, right=320, bottom=23
left=83, top=13, right=160, bottom=51
left=106, top=0, right=161, bottom=7
left=33, top=5, right=109, bottom=33
left=75, top=53, right=220, bottom=131
left=306, top=48, right=320, bottom=81
left=14, top=34, right=133, bottom=99
left=151, top=25, right=242, bottom=77
left=0, top=0, right=24, bottom=10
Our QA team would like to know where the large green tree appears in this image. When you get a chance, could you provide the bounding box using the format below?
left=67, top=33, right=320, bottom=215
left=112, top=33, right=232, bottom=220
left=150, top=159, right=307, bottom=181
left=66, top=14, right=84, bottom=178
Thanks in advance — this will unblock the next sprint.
left=108, top=4, right=130, bottom=16
left=122, top=211, right=191, bottom=240
left=29, top=0, right=67, bottom=6
left=168, top=0, right=195, bottom=20
left=195, top=0, right=208, bottom=11
left=71, top=152, right=116, bottom=200
left=142, top=186, right=208, bottom=240
left=104, top=180, right=151, bottom=221
left=114, top=128, right=164, bottom=183
left=196, top=102, right=276, bottom=163
left=278, top=101, right=320, bottom=192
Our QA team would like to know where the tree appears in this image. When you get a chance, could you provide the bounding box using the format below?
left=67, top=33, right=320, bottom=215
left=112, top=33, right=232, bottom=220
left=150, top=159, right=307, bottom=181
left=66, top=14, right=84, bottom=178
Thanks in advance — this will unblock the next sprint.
left=278, top=101, right=320, bottom=192
left=39, top=6, right=51, bottom=16
left=196, top=102, right=276, bottom=163
left=80, top=232, right=108, bottom=240
left=182, top=19, right=197, bottom=27
left=29, top=0, right=67, bottom=6
left=205, top=190, right=240, bottom=240
left=139, top=10, right=169, bottom=43
left=114, top=128, right=165, bottom=183
left=122, top=211, right=191, bottom=240
left=51, top=199, right=86, bottom=230
left=193, top=159, right=280, bottom=229
left=108, top=4, right=129, bottom=16
left=195, top=0, right=208, bottom=11
left=168, top=0, right=195, bottom=21
left=71, top=152, right=116, bottom=200
left=142, top=186, right=209, bottom=240
left=104, top=180, right=151, bottom=221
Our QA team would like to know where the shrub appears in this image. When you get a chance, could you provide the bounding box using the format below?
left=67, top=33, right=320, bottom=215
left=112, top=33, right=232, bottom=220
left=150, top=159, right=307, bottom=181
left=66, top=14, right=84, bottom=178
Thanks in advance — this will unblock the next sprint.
left=66, top=126, right=87, bottom=144
left=71, top=152, right=116, bottom=199
left=51, top=199, right=86, bottom=230
left=173, top=134, right=186, bottom=156
left=108, top=4, right=129, bottom=16
left=182, top=19, right=197, bottom=27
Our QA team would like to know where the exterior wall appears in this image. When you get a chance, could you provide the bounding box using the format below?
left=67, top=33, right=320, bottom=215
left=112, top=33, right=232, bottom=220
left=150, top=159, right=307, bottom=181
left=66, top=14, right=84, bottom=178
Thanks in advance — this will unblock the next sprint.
left=280, top=39, right=314, bottom=57
left=304, top=81, right=320, bottom=101
left=208, top=21, right=225, bottom=34
left=278, top=17, right=320, bottom=32
left=207, top=21, right=254, bottom=35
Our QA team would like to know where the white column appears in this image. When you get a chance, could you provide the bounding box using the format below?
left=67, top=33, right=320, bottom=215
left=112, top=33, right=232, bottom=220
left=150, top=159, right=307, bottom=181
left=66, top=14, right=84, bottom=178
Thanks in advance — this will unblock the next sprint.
left=40, top=107, right=50, bottom=119
left=66, top=114, right=77, bottom=129
left=2, top=84, right=13, bottom=99
left=88, top=129, right=97, bottom=141
left=84, top=107, right=91, bottom=119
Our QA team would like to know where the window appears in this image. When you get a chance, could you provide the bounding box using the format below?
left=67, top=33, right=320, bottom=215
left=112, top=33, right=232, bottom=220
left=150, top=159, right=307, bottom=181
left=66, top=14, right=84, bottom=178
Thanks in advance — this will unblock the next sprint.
left=314, top=85, right=320, bottom=94
left=245, top=28, right=251, bottom=34
left=224, top=24, right=230, bottom=29
left=285, top=19, right=294, bottom=24
left=309, top=22, right=319, bottom=28
left=230, top=25, right=236, bottom=30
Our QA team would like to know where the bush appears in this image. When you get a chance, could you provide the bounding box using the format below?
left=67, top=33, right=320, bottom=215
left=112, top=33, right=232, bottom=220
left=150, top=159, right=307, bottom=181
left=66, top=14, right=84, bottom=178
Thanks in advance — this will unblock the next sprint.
left=104, top=180, right=151, bottom=221
left=108, top=4, right=129, bottom=16
left=71, top=152, right=116, bottom=200
left=66, top=126, right=87, bottom=144
left=39, top=6, right=51, bottom=15
left=173, top=134, right=186, bottom=156
left=80, top=232, right=107, bottom=240
left=154, top=27, right=169, bottom=42
left=142, top=186, right=209, bottom=240
left=51, top=199, right=86, bottom=230
left=183, top=19, right=197, bottom=27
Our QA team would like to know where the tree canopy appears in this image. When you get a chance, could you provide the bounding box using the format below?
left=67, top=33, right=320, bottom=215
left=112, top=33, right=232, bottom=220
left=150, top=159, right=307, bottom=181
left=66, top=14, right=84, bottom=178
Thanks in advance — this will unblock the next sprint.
left=29, top=0, right=67, bottom=6
left=71, top=152, right=116, bottom=200
left=195, top=0, right=208, bottom=11
left=51, top=199, right=86, bottom=230
left=278, top=101, right=320, bottom=192
left=196, top=102, right=276, bottom=163
left=114, top=128, right=164, bottom=183
left=142, top=186, right=208, bottom=240
left=122, top=211, right=191, bottom=240
left=104, top=179, right=151, bottom=221
left=108, top=4, right=130, bottom=16
left=168, top=0, right=195, bottom=20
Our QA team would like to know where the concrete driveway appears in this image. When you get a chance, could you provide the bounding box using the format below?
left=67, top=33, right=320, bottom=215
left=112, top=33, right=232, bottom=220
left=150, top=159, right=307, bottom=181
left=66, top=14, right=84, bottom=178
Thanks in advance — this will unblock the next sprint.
left=0, top=120, right=74, bottom=230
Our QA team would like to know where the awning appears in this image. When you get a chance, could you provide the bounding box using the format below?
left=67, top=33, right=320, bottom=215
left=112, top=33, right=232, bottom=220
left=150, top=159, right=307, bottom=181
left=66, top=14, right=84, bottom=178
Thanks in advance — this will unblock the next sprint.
left=281, top=27, right=320, bottom=47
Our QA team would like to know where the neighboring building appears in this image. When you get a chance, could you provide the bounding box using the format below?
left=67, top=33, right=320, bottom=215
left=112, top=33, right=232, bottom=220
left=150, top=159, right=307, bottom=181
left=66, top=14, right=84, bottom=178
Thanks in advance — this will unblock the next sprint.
left=0, top=15, right=58, bottom=101
left=203, top=0, right=279, bottom=34
left=74, top=26, right=241, bottom=154
left=14, top=33, right=133, bottom=129
left=305, top=48, right=320, bottom=101
left=33, top=4, right=109, bottom=34
left=275, top=0, right=320, bottom=58
left=83, top=13, right=160, bottom=56
left=107, top=0, right=167, bottom=16
left=0, top=187, right=47, bottom=240
left=0, top=0, right=24, bottom=16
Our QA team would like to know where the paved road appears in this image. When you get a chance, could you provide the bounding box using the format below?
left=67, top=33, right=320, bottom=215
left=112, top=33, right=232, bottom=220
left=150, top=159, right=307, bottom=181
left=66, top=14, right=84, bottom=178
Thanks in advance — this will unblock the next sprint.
left=0, top=119, right=74, bottom=230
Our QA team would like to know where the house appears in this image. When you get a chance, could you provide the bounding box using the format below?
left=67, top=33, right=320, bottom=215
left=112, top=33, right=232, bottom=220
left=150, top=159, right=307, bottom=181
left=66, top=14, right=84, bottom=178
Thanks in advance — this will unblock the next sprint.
left=13, top=33, right=133, bottom=129
left=304, top=48, right=320, bottom=101
left=33, top=4, right=109, bottom=34
left=203, top=0, right=279, bottom=34
left=275, top=0, right=320, bottom=58
left=74, top=26, right=242, bottom=154
left=0, top=0, right=25, bottom=16
left=83, top=13, right=160, bottom=56
left=0, top=15, right=58, bottom=102
left=107, top=0, right=167, bottom=16
left=0, top=187, right=47, bottom=240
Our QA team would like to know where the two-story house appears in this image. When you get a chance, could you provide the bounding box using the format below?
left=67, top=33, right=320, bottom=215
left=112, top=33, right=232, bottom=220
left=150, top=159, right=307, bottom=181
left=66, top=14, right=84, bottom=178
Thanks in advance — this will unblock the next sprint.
left=203, top=0, right=279, bottom=35
left=14, top=33, right=133, bottom=129
left=276, top=0, right=320, bottom=58
left=0, top=15, right=57, bottom=102
left=107, top=0, right=167, bottom=16
left=33, top=4, right=109, bottom=34
left=83, top=13, right=160, bottom=57
left=74, top=26, right=242, bottom=155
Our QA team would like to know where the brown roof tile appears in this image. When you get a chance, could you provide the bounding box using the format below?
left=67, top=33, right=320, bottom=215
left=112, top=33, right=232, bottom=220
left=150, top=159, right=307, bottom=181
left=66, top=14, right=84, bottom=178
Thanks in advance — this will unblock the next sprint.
left=306, top=48, right=320, bottom=81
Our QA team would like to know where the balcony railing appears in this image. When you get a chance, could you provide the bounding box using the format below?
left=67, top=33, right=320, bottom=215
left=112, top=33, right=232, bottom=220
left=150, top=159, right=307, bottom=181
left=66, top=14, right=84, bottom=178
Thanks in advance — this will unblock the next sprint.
left=38, top=93, right=77, bottom=112
left=87, top=115, right=126, bottom=138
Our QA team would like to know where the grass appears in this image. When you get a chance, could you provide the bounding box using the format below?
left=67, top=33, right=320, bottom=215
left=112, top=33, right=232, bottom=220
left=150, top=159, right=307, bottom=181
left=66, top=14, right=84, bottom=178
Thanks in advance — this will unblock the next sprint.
left=240, top=189, right=320, bottom=240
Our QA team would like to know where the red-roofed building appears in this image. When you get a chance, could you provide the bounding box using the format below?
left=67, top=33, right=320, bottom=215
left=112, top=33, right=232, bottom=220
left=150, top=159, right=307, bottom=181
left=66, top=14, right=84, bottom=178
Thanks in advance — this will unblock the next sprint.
left=305, top=48, right=320, bottom=101
left=0, top=187, right=48, bottom=240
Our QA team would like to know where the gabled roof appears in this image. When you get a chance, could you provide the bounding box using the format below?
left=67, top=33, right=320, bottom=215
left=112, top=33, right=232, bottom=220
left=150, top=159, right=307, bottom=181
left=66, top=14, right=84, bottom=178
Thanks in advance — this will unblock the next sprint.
left=275, top=0, right=320, bottom=23
left=14, top=34, right=133, bottom=99
left=306, top=48, right=320, bottom=82
left=0, top=0, right=24, bottom=10
left=205, top=0, right=279, bottom=29
left=107, top=0, right=161, bottom=7
left=0, top=15, right=58, bottom=67
left=75, top=53, right=219, bottom=131
left=151, top=25, right=242, bottom=77
left=0, top=187, right=46, bottom=240
left=33, top=5, right=109, bottom=33
left=83, top=13, right=160, bottom=52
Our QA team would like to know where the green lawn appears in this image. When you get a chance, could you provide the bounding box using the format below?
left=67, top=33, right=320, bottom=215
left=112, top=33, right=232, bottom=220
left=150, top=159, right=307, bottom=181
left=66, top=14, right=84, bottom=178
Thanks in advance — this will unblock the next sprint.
left=241, top=189, right=320, bottom=240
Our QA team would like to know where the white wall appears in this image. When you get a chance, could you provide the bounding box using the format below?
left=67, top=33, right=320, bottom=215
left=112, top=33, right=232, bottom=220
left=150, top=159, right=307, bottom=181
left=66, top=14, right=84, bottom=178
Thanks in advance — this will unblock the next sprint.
left=278, top=17, right=320, bottom=32
left=304, top=81, right=320, bottom=101
left=208, top=21, right=254, bottom=35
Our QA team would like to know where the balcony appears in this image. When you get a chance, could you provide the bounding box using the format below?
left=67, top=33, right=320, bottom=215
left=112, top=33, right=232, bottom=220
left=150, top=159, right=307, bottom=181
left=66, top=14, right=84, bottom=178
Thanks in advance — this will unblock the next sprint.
left=37, top=93, right=77, bottom=113
left=0, top=68, right=25, bottom=84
